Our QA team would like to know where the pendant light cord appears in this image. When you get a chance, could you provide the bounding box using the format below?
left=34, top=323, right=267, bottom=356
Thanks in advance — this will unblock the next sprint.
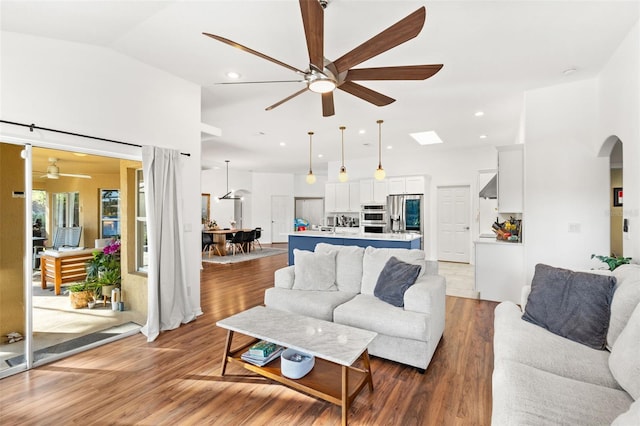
left=308, top=131, right=314, bottom=173
left=377, top=119, right=383, bottom=168
left=340, top=126, right=346, bottom=168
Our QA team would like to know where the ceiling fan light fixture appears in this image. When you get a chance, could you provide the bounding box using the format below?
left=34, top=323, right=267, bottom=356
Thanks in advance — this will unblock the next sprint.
left=307, top=70, right=336, bottom=94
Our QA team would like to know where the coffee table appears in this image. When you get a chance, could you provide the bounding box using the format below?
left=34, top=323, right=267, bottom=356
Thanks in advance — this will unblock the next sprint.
left=217, top=306, right=377, bottom=426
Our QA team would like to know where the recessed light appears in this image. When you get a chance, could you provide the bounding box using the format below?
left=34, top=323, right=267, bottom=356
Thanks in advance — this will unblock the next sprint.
left=386, top=145, right=393, bottom=150
left=359, top=129, right=366, bottom=134
left=226, top=71, right=241, bottom=79
left=279, top=142, right=286, bottom=147
left=479, top=134, right=488, bottom=139
left=474, top=111, right=484, bottom=117
left=318, top=154, right=323, bottom=158
left=73, top=152, right=88, bottom=157
left=410, top=131, right=443, bottom=145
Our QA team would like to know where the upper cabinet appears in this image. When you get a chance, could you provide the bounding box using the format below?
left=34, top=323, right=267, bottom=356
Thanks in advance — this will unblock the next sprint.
left=388, top=176, right=425, bottom=195
left=326, top=182, right=360, bottom=212
left=497, top=145, right=524, bottom=213
left=360, top=179, right=388, bottom=204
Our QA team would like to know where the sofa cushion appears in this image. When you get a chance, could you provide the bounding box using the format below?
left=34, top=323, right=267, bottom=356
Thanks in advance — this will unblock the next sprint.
left=374, top=256, right=421, bottom=307
left=522, top=263, right=616, bottom=350
left=361, top=247, right=426, bottom=295
left=264, top=287, right=357, bottom=322
left=609, top=302, right=640, bottom=400
left=612, top=399, right=640, bottom=425
left=334, top=294, right=429, bottom=341
left=494, top=302, right=620, bottom=389
left=492, top=360, right=633, bottom=426
left=292, top=249, right=337, bottom=291
left=608, top=264, right=640, bottom=349
left=314, top=243, right=364, bottom=293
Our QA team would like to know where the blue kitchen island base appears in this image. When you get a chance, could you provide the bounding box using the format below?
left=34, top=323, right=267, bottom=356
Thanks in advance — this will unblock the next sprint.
left=288, top=232, right=422, bottom=265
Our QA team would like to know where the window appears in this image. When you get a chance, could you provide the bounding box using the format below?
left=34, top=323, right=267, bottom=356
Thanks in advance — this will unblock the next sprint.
left=52, top=192, right=80, bottom=239
left=136, top=169, right=148, bottom=272
left=100, top=189, right=120, bottom=238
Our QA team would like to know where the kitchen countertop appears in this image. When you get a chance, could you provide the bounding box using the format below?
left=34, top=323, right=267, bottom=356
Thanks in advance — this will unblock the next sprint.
left=291, top=230, right=422, bottom=241
left=474, top=238, right=522, bottom=245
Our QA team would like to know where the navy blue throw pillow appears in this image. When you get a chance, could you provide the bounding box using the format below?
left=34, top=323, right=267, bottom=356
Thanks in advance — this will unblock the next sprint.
left=522, top=263, right=616, bottom=350
left=374, top=256, right=422, bottom=307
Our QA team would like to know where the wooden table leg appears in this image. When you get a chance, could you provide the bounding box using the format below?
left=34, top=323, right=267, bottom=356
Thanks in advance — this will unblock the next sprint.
left=40, top=259, right=47, bottom=290
left=362, top=349, right=374, bottom=392
left=54, top=258, right=62, bottom=295
left=220, top=330, right=234, bottom=376
left=342, top=365, right=349, bottom=426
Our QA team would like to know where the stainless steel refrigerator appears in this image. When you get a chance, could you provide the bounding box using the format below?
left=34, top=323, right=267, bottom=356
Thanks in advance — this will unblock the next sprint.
left=387, top=194, right=424, bottom=235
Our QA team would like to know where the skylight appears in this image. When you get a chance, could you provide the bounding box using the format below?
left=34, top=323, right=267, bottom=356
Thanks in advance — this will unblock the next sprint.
left=410, top=131, right=443, bottom=145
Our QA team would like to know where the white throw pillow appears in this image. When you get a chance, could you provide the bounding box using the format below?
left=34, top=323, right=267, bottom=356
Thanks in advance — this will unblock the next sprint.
left=608, top=264, right=640, bottom=349
left=292, top=249, right=337, bottom=291
left=315, top=243, right=364, bottom=293
left=609, top=302, right=640, bottom=400
left=361, top=246, right=426, bottom=295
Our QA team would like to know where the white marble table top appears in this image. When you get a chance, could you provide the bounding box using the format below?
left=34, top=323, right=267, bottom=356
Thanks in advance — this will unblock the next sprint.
left=217, top=306, right=377, bottom=366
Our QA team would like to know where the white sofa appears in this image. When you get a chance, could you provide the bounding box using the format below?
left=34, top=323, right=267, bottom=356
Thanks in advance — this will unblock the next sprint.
left=492, top=264, right=640, bottom=425
left=264, top=243, right=446, bottom=371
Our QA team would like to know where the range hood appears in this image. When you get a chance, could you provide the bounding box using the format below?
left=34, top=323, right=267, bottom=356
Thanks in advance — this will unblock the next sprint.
left=479, top=174, right=497, bottom=199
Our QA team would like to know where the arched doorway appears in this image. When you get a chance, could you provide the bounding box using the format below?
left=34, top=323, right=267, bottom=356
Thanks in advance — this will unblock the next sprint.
left=599, top=136, right=623, bottom=256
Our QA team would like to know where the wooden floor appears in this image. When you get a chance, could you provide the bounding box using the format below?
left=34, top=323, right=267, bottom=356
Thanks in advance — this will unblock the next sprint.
left=0, top=250, right=498, bottom=425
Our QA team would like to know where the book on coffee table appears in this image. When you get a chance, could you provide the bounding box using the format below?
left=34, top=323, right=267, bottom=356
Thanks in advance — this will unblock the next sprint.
left=241, top=345, right=284, bottom=367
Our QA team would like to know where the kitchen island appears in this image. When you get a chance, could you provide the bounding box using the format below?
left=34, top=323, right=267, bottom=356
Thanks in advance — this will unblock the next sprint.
left=288, top=230, right=422, bottom=265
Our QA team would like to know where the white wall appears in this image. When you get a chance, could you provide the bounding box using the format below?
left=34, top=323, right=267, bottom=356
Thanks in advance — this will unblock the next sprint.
left=523, top=78, right=610, bottom=281
left=201, top=167, right=252, bottom=228
left=598, top=21, right=640, bottom=259
left=251, top=172, right=295, bottom=243
left=0, top=32, right=203, bottom=314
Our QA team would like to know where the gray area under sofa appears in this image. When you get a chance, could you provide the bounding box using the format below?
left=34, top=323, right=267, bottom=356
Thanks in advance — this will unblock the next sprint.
left=264, top=243, right=446, bottom=371
left=491, top=264, right=640, bottom=425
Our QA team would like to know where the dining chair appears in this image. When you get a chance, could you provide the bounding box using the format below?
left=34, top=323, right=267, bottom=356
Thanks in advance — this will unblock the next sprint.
left=229, top=230, right=245, bottom=255
left=202, top=232, right=214, bottom=257
left=243, top=229, right=256, bottom=253
left=254, top=227, right=263, bottom=250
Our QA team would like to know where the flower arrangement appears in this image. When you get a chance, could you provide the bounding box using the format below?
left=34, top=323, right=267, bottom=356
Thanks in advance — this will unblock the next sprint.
left=207, top=219, right=218, bottom=230
left=86, top=238, right=121, bottom=288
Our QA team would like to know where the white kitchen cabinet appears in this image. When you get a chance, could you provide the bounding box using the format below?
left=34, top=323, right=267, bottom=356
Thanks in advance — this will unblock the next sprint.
left=388, top=176, right=425, bottom=195
left=335, top=183, right=350, bottom=211
left=373, top=180, right=388, bottom=203
left=497, top=145, right=523, bottom=213
left=360, top=179, right=388, bottom=204
left=349, top=182, right=360, bottom=211
left=475, top=240, right=524, bottom=303
left=324, top=183, right=336, bottom=213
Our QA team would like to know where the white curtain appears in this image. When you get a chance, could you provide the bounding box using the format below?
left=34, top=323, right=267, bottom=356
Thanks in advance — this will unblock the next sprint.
left=140, top=146, right=195, bottom=342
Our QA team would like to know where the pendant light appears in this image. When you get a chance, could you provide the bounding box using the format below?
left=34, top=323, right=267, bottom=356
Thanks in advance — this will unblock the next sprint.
left=306, top=131, right=316, bottom=184
left=374, top=119, right=386, bottom=180
left=338, top=125, right=348, bottom=182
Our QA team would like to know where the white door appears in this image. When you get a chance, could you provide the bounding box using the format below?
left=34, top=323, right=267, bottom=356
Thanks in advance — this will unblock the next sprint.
left=437, top=186, right=471, bottom=262
left=271, top=195, right=293, bottom=243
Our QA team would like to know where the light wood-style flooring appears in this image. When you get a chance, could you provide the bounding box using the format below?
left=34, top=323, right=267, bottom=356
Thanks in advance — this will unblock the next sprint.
left=0, top=249, right=497, bottom=425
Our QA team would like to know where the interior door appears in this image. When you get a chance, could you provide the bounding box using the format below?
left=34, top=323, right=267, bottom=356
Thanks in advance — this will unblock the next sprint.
left=271, top=195, right=293, bottom=243
left=437, top=186, right=471, bottom=263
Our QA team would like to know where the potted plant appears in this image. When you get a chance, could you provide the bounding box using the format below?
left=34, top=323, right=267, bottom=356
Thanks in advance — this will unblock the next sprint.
left=86, top=238, right=121, bottom=301
left=67, top=281, right=98, bottom=309
left=591, top=254, right=632, bottom=271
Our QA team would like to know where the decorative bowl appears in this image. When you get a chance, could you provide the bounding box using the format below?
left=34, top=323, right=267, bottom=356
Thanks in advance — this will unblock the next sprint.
left=280, top=348, right=315, bottom=379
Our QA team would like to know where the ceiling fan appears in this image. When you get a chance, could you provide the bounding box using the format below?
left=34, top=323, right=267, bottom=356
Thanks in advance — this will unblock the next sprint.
left=203, top=0, right=443, bottom=117
left=37, top=157, right=92, bottom=179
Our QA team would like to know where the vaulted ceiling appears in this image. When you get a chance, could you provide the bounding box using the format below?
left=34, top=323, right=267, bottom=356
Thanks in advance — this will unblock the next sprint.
left=2, top=1, right=638, bottom=174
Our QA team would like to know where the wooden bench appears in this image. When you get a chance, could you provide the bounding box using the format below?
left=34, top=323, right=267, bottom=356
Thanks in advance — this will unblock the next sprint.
left=40, top=248, right=96, bottom=295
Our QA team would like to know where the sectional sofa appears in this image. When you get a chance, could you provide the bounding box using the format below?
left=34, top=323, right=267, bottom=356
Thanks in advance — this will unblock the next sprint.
left=492, top=264, right=640, bottom=425
left=264, top=243, right=446, bottom=371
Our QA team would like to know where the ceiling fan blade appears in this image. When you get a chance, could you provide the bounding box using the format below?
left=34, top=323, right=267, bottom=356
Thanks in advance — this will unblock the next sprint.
left=322, top=92, right=335, bottom=117
left=346, top=64, right=443, bottom=81
left=332, top=7, right=426, bottom=73
left=299, top=0, right=324, bottom=70
left=59, top=173, right=92, bottom=179
left=214, top=80, right=306, bottom=85
left=203, top=33, right=306, bottom=75
left=338, top=81, right=395, bottom=107
left=265, top=87, right=309, bottom=111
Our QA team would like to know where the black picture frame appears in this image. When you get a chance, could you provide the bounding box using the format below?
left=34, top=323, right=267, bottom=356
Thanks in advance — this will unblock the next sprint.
left=613, top=187, right=623, bottom=207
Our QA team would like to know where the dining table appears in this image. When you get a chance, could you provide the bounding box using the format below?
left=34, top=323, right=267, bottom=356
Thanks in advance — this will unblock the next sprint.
left=203, top=228, right=253, bottom=256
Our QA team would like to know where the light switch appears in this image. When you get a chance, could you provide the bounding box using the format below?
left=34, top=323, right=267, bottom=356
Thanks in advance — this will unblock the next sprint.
left=568, top=223, right=581, bottom=233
